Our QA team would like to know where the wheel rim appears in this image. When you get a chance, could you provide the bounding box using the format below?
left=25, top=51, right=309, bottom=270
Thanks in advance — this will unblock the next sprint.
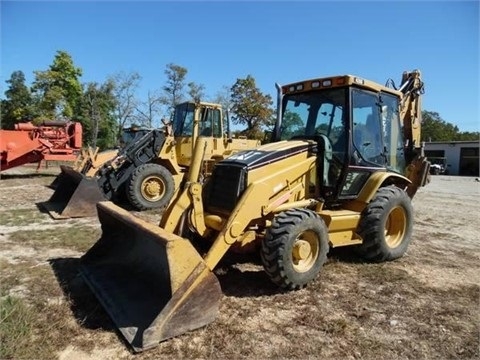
left=291, top=230, right=320, bottom=273
left=140, top=175, right=166, bottom=202
left=385, top=205, right=406, bottom=248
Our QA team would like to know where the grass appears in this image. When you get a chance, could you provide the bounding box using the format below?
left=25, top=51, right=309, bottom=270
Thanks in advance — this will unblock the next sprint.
left=0, top=294, right=35, bottom=360
left=7, top=225, right=101, bottom=253
left=0, top=209, right=50, bottom=226
left=0, top=257, right=113, bottom=360
left=1, top=251, right=478, bottom=360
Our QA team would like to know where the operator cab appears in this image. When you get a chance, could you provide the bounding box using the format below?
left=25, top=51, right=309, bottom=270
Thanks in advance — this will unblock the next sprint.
left=173, top=102, right=223, bottom=138
left=275, top=75, right=406, bottom=203
left=119, top=126, right=152, bottom=148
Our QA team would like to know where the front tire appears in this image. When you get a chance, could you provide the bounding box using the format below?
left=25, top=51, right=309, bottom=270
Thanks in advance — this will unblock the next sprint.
left=126, top=163, right=175, bottom=211
left=261, top=209, right=329, bottom=290
left=355, top=186, right=413, bottom=262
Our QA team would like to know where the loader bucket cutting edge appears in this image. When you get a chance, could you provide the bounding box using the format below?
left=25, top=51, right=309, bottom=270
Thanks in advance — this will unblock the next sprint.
left=79, top=201, right=222, bottom=352
left=41, top=165, right=105, bottom=218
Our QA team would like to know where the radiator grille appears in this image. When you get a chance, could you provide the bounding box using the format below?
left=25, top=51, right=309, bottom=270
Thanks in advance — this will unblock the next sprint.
left=205, top=164, right=247, bottom=213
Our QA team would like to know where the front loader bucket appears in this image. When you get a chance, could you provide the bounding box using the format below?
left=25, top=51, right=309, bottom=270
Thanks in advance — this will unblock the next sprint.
left=42, top=165, right=106, bottom=219
left=48, top=168, right=67, bottom=189
left=79, top=201, right=222, bottom=352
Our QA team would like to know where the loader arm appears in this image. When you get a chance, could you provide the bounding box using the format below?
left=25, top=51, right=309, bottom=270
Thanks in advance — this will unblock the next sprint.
left=97, top=129, right=167, bottom=199
left=160, top=137, right=319, bottom=270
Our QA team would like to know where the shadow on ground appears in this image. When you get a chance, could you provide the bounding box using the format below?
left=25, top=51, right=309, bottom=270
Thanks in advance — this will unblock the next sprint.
left=49, top=257, right=114, bottom=331
left=0, top=173, right=57, bottom=180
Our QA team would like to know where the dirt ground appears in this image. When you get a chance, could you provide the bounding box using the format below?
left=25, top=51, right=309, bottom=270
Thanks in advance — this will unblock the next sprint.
left=0, top=164, right=479, bottom=360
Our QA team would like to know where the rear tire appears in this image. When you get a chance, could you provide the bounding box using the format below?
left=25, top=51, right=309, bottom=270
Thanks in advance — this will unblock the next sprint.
left=261, top=209, right=329, bottom=290
left=126, top=163, right=174, bottom=211
left=355, top=186, right=413, bottom=262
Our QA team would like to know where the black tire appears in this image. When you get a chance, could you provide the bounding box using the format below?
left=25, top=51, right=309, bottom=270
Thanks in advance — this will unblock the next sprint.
left=261, top=209, right=329, bottom=290
left=126, top=163, right=175, bottom=211
left=355, top=186, right=413, bottom=262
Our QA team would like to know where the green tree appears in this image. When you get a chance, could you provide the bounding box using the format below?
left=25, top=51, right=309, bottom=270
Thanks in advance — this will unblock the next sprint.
left=230, top=75, right=274, bottom=139
left=457, top=131, right=480, bottom=141
left=187, top=82, right=205, bottom=103
left=31, top=50, right=83, bottom=119
left=280, top=110, right=304, bottom=139
left=1, top=71, right=35, bottom=129
left=161, top=63, right=187, bottom=117
left=421, top=110, right=479, bottom=142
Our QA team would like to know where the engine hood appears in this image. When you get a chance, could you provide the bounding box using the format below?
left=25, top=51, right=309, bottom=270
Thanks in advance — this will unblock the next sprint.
left=221, top=140, right=315, bottom=170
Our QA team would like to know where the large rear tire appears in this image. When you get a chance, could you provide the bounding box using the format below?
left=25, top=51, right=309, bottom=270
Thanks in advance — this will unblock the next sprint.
left=261, top=209, right=329, bottom=290
left=355, top=186, right=413, bottom=262
left=126, top=163, right=174, bottom=211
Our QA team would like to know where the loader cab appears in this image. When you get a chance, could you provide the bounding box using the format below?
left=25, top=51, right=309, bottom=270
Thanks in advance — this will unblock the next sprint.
left=276, top=76, right=406, bottom=202
left=172, top=101, right=225, bottom=166
left=119, top=126, right=152, bottom=148
left=173, top=102, right=223, bottom=138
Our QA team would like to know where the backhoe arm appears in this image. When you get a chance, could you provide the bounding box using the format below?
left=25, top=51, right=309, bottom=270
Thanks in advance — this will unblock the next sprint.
left=398, top=70, right=430, bottom=197
left=399, top=69, right=424, bottom=156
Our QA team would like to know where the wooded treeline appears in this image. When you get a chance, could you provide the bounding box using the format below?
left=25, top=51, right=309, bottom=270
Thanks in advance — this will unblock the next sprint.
left=1, top=50, right=477, bottom=150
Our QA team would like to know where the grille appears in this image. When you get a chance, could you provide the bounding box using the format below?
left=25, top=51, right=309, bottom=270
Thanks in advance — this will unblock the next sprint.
left=205, top=163, right=247, bottom=213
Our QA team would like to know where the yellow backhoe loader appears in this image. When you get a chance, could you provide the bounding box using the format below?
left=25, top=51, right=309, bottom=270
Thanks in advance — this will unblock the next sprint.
left=43, top=101, right=260, bottom=218
left=79, top=70, right=430, bottom=352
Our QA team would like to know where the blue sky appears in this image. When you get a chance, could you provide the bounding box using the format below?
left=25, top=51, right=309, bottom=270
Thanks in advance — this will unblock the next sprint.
left=1, top=1, right=479, bottom=132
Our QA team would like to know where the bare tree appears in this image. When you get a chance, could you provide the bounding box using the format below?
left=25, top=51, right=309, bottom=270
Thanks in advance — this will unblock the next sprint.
left=85, top=93, right=99, bottom=148
left=213, top=85, right=233, bottom=111
left=109, top=71, right=141, bottom=137
left=135, top=90, right=164, bottom=128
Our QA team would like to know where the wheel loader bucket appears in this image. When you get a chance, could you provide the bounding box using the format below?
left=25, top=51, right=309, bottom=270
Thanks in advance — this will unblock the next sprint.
left=42, top=165, right=106, bottom=219
left=79, top=201, right=222, bottom=352
left=48, top=174, right=61, bottom=189
left=48, top=167, right=68, bottom=189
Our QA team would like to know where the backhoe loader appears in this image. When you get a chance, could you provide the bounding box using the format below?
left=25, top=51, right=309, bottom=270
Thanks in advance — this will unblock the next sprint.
left=79, top=70, right=430, bottom=351
left=43, top=101, right=260, bottom=218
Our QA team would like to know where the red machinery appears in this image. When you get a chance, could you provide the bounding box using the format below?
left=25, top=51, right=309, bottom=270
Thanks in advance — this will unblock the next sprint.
left=0, top=121, right=82, bottom=171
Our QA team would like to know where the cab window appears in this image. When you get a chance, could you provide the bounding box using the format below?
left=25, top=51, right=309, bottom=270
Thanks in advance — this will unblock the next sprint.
left=199, top=108, right=222, bottom=138
left=381, top=93, right=405, bottom=173
left=351, top=89, right=384, bottom=166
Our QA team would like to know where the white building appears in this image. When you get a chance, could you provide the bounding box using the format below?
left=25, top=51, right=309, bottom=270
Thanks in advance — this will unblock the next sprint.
left=424, top=140, right=479, bottom=176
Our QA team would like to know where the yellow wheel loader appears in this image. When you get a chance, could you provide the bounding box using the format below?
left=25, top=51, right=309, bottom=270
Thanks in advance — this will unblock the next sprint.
left=43, top=101, right=261, bottom=218
left=78, top=70, right=430, bottom=352
left=48, top=126, right=151, bottom=189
